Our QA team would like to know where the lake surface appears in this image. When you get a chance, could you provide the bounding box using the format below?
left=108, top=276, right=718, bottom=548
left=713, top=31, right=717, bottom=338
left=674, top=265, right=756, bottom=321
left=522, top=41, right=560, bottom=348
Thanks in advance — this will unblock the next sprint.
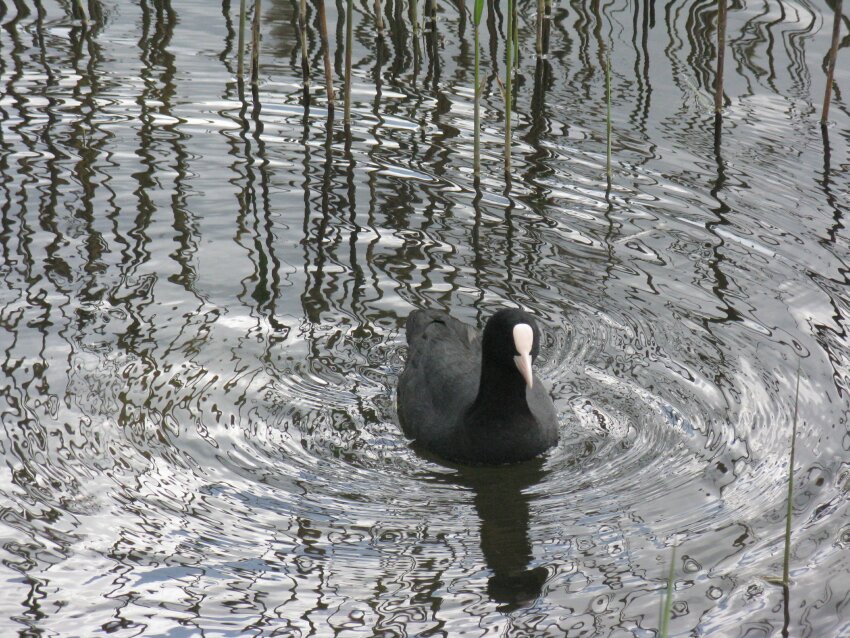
left=1, top=0, right=849, bottom=635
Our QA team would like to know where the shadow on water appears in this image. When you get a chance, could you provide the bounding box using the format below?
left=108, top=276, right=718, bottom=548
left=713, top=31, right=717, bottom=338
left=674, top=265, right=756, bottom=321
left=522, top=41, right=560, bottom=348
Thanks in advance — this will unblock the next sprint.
left=425, top=457, right=550, bottom=612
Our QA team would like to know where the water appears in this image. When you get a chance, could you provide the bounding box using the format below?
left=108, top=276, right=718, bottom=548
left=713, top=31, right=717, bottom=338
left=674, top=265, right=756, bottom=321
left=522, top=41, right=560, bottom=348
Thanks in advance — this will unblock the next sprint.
left=1, top=0, right=849, bottom=635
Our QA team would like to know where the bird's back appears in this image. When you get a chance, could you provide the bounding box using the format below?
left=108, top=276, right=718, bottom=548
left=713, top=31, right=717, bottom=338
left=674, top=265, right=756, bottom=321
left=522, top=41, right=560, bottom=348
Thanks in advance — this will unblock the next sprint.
left=398, top=310, right=481, bottom=452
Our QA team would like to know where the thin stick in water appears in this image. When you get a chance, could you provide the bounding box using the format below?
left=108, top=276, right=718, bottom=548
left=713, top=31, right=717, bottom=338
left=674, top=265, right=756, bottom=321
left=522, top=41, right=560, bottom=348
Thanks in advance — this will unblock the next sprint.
left=298, top=0, right=310, bottom=91
left=344, top=0, right=354, bottom=125
left=821, top=0, right=843, bottom=124
left=606, top=52, right=612, bottom=179
left=783, top=367, right=801, bottom=585
left=714, top=0, right=727, bottom=114
left=73, top=0, right=89, bottom=22
left=251, top=0, right=262, bottom=86
left=513, top=0, right=519, bottom=69
left=374, top=0, right=385, bottom=38
left=536, top=0, right=544, bottom=56
left=317, top=0, right=335, bottom=107
left=659, top=545, right=676, bottom=638
left=504, top=0, right=514, bottom=174
left=410, top=0, right=420, bottom=37
left=473, top=0, right=484, bottom=180
left=237, top=0, right=247, bottom=76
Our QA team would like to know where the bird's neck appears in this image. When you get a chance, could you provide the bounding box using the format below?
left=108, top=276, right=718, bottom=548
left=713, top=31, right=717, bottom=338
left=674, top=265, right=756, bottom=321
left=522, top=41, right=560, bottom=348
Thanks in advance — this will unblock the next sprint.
left=470, top=364, right=529, bottom=417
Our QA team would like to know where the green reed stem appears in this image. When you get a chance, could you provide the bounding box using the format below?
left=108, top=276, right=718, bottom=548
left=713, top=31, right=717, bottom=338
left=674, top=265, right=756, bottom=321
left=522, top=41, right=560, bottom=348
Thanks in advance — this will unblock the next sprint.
left=237, top=0, right=247, bottom=76
left=536, top=0, right=544, bottom=56
left=606, top=52, right=612, bottom=179
left=504, top=0, right=513, bottom=174
left=344, top=0, right=353, bottom=125
left=374, top=0, right=385, bottom=38
left=298, top=0, right=310, bottom=90
left=659, top=545, right=676, bottom=638
left=73, top=0, right=89, bottom=21
left=714, top=0, right=727, bottom=114
left=821, top=0, right=843, bottom=124
left=410, top=0, right=420, bottom=37
left=513, top=1, right=519, bottom=69
left=317, top=0, right=335, bottom=107
left=251, top=0, right=262, bottom=85
left=473, top=0, right=483, bottom=180
left=783, top=367, right=801, bottom=585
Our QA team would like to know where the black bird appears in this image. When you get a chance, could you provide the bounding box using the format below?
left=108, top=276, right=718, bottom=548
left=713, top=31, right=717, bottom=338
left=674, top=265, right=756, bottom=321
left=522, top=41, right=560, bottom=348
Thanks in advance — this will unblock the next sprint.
left=397, top=308, right=559, bottom=464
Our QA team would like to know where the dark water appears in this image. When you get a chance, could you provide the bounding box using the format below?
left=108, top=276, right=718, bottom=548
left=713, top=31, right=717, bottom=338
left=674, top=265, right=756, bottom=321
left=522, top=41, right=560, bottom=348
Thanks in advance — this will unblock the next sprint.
left=2, top=0, right=849, bottom=635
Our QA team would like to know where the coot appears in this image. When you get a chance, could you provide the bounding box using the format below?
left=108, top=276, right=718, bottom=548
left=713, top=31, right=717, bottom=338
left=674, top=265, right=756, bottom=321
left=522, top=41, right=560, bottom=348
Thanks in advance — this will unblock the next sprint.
left=397, top=308, right=559, bottom=464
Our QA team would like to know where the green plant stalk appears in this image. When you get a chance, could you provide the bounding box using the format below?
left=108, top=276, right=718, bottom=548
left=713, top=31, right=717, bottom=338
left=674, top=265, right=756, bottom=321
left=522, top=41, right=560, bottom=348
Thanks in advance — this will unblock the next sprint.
left=344, top=0, right=353, bottom=125
left=783, top=368, right=801, bottom=585
left=472, top=0, right=483, bottom=180
left=428, top=0, right=437, bottom=33
left=474, top=24, right=481, bottom=179
left=606, top=52, right=611, bottom=179
left=375, top=0, right=385, bottom=38
left=410, top=0, right=420, bottom=37
left=298, top=0, right=310, bottom=89
left=513, top=1, right=519, bottom=69
left=504, top=0, right=513, bottom=173
left=536, top=0, right=544, bottom=56
left=237, top=0, right=247, bottom=76
left=73, top=0, right=89, bottom=21
left=251, top=0, right=262, bottom=85
left=821, top=0, right=843, bottom=123
left=317, top=0, right=334, bottom=106
left=660, top=545, right=676, bottom=638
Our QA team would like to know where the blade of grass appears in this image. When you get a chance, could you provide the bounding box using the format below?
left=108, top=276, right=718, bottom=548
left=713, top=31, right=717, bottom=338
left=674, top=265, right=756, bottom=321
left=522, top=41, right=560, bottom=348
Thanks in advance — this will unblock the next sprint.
left=783, top=366, right=801, bottom=585
left=659, top=545, right=676, bottom=638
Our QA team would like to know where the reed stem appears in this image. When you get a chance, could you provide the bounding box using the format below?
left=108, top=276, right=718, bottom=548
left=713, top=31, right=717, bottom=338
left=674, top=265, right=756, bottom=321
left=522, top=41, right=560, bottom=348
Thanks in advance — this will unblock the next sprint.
left=513, top=0, right=519, bottom=69
left=473, top=0, right=484, bottom=180
left=237, top=0, right=247, bottom=76
left=317, top=0, right=335, bottom=107
left=821, top=0, right=843, bottom=124
left=783, top=368, right=801, bottom=585
left=298, top=0, right=310, bottom=90
left=410, top=0, right=420, bottom=37
left=73, top=0, right=89, bottom=21
left=606, top=52, right=612, bottom=179
left=375, top=0, right=385, bottom=38
left=659, top=545, right=676, bottom=638
left=714, top=0, right=726, bottom=114
left=504, top=0, right=513, bottom=174
left=344, top=0, right=354, bottom=125
left=251, top=0, right=262, bottom=85
left=536, top=0, right=544, bottom=56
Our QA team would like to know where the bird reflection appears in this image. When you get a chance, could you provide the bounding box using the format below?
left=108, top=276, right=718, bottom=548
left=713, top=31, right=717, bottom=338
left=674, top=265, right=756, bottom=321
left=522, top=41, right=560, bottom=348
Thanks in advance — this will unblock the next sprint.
left=430, top=457, right=549, bottom=611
